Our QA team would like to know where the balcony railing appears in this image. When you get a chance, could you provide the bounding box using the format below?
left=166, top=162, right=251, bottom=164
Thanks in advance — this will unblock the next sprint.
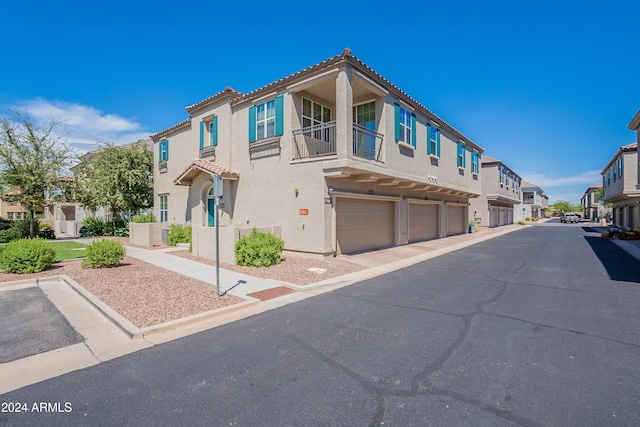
left=292, top=121, right=385, bottom=163
left=292, top=121, right=336, bottom=160
left=353, top=123, right=383, bottom=163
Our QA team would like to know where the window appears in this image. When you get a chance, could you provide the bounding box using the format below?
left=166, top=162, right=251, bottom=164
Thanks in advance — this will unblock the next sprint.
left=249, top=95, right=284, bottom=142
left=613, top=162, right=617, bottom=182
left=427, top=125, right=440, bottom=157
left=499, top=166, right=504, bottom=183
left=471, top=152, right=479, bottom=174
left=394, top=104, right=416, bottom=147
left=159, top=195, right=168, bottom=222
left=159, top=140, right=169, bottom=162
left=457, top=143, right=466, bottom=168
left=607, top=169, right=611, bottom=186
left=200, top=116, right=218, bottom=149
left=354, top=101, right=377, bottom=159
left=7, top=212, right=13, bottom=220
left=618, top=157, right=623, bottom=176
left=303, top=98, right=331, bottom=128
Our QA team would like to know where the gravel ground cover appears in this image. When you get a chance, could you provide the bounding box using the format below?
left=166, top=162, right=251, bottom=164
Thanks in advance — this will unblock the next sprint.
left=170, top=250, right=365, bottom=286
left=0, top=257, right=242, bottom=328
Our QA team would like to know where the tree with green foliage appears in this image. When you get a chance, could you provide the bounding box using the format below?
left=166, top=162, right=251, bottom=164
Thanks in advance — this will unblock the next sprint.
left=72, top=141, right=153, bottom=227
left=0, top=111, right=74, bottom=238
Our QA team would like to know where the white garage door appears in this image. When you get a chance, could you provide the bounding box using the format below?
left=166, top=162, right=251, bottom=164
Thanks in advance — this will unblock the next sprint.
left=409, top=203, right=439, bottom=243
left=447, top=205, right=466, bottom=236
left=336, top=199, right=395, bottom=254
left=489, top=207, right=498, bottom=228
left=499, top=208, right=506, bottom=226
left=507, top=208, right=514, bottom=225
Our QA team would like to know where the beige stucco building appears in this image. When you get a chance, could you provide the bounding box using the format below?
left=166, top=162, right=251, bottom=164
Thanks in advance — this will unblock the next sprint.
left=518, top=182, right=548, bottom=220
left=581, top=184, right=605, bottom=221
left=601, top=138, right=640, bottom=229
left=469, top=156, right=521, bottom=227
left=151, top=49, right=484, bottom=262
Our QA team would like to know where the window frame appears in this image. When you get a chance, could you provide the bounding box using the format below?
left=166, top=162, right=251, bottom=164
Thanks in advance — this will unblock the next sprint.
left=471, top=152, right=479, bottom=174
left=457, top=142, right=466, bottom=168
left=159, top=140, right=169, bottom=162
left=427, top=125, right=440, bottom=157
left=159, top=194, right=168, bottom=223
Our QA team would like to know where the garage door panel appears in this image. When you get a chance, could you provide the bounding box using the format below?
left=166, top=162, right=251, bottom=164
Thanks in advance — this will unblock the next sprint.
left=337, top=199, right=394, bottom=254
left=409, top=204, right=438, bottom=243
left=447, top=205, right=465, bottom=236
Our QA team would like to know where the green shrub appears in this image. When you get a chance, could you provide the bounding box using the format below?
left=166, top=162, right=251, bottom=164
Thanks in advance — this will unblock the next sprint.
left=38, top=228, right=56, bottom=240
left=131, top=213, right=156, bottom=223
left=616, top=227, right=640, bottom=240
left=0, top=227, right=23, bottom=243
left=114, top=227, right=129, bottom=237
left=81, top=239, right=126, bottom=268
left=524, top=217, right=531, bottom=222
left=167, top=224, right=191, bottom=246
left=80, top=217, right=106, bottom=237
left=103, top=222, right=115, bottom=236
left=517, top=221, right=526, bottom=225
left=11, top=219, right=37, bottom=239
left=0, top=238, right=56, bottom=273
left=235, top=229, right=284, bottom=267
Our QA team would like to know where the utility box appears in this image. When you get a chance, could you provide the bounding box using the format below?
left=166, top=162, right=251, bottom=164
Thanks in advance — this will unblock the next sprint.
left=161, top=228, right=169, bottom=243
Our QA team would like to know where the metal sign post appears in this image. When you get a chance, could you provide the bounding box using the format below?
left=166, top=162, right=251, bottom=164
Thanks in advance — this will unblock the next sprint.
left=213, top=174, right=223, bottom=296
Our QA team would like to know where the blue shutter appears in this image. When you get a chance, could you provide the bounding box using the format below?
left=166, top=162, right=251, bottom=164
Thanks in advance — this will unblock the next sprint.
left=199, top=120, right=205, bottom=149
left=158, top=141, right=162, bottom=160
left=248, top=106, right=256, bottom=143
left=275, top=95, right=284, bottom=136
left=463, top=146, right=466, bottom=168
left=212, top=116, right=218, bottom=147
left=394, top=104, right=401, bottom=141
left=411, top=113, right=416, bottom=148
left=436, top=130, right=441, bottom=157
left=426, top=125, right=432, bottom=154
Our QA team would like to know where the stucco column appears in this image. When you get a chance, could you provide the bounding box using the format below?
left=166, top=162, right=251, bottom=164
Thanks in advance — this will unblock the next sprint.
left=335, top=67, right=353, bottom=160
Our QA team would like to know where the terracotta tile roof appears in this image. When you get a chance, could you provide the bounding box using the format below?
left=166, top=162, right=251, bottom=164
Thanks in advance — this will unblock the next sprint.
left=231, top=48, right=483, bottom=152
left=174, top=159, right=239, bottom=186
left=150, top=118, right=191, bottom=142
left=186, top=86, right=244, bottom=116
left=601, top=142, right=638, bottom=173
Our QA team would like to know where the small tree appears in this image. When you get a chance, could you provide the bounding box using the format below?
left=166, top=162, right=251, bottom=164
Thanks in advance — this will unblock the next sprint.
left=0, top=111, right=74, bottom=238
left=73, top=141, right=153, bottom=228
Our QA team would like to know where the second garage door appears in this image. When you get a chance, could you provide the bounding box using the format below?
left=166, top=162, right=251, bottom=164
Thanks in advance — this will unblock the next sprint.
left=447, top=205, right=466, bottom=236
left=336, top=199, right=395, bottom=254
left=409, top=203, right=439, bottom=242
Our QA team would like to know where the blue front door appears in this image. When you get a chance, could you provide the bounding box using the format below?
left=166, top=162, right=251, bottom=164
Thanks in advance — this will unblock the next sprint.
left=207, top=198, right=215, bottom=227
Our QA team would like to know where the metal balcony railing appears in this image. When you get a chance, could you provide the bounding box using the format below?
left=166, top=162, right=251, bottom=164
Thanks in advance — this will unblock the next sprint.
left=352, top=123, right=384, bottom=163
left=292, top=121, right=336, bottom=160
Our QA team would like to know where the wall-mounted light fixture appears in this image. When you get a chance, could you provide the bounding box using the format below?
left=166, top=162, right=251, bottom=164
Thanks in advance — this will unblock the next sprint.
left=324, top=188, right=334, bottom=205
left=295, top=188, right=299, bottom=197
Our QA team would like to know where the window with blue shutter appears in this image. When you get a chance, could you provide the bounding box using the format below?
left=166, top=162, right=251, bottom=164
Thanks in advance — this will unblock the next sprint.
left=250, top=95, right=283, bottom=142
left=471, top=152, right=479, bottom=174
left=395, top=104, right=413, bottom=145
left=457, top=143, right=466, bottom=168
left=613, top=163, right=617, bottom=182
left=159, top=140, right=169, bottom=162
left=427, top=125, right=440, bottom=156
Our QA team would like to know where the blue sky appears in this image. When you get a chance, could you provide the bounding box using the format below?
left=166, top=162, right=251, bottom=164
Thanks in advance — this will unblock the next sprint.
left=1, top=0, right=638, bottom=204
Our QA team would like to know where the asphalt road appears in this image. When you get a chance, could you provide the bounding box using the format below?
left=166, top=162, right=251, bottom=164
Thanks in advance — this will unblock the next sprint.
left=2, top=220, right=640, bottom=426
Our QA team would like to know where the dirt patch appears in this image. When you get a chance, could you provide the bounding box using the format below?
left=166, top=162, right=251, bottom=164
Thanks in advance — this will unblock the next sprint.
left=0, top=257, right=243, bottom=329
left=170, top=251, right=365, bottom=286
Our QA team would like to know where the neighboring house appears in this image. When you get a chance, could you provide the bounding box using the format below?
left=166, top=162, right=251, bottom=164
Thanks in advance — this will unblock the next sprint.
left=469, top=156, right=521, bottom=227
left=45, top=140, right=154, bottom=235
left=519, top=182, right=548, bottom=219
left=0, top=194, right=31, bottom=221
left=151, top=49, right=484, bottom=261
left=601, top=141, right=640, bottom=229
left=581, top=184, right=605, bottom=221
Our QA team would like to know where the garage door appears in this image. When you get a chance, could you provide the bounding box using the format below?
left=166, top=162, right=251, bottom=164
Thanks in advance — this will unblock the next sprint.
left=336, top=199, right=394, bottom=254
left=447, top=205, right=466, bottom=236
left=409, top=203, right=438, bottom=243
left=489, top=207, right=498, bottom=227
left=499, top=208, right=506, bottom=226
left=507, top=208, right=514, bottom=225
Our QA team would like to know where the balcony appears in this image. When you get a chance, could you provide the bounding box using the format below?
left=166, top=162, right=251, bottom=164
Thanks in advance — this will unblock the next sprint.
left=352, top=123, right=384, bottom=163
left=292, top=121, right=336, bottom=160
left=292, top=121, right=384, bottom=163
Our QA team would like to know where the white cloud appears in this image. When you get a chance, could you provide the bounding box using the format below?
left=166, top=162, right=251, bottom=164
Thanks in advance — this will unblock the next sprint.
left=13, top=99, right=151, bottom=153
left=521, top=170, right=602, bottom=188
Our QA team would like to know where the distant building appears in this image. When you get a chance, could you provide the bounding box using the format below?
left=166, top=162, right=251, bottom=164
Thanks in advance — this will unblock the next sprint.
left=469, top=156, right=522, bottom=227
left=519, top=182, right=548, bottom=219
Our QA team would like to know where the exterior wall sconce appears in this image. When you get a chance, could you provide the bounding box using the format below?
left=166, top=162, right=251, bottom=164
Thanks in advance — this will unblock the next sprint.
left=325, top=188, right=333, bottom=205
left=295, top=188, right=299, bottom=197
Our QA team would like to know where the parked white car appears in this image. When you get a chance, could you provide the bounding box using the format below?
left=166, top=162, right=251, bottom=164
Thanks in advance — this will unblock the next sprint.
left=561, top=213, right=579, bottom=223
